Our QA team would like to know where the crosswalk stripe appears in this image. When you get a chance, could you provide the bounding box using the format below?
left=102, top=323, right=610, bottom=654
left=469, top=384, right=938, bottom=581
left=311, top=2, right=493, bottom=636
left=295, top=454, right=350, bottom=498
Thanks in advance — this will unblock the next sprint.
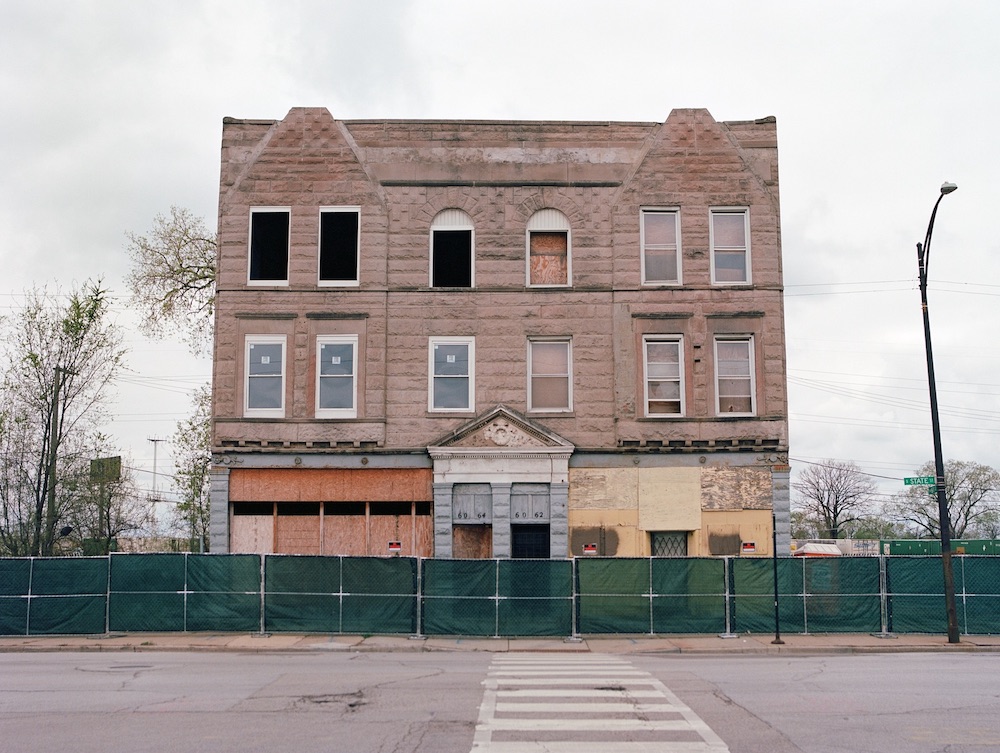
left=495, top=702, right=680, bottom=713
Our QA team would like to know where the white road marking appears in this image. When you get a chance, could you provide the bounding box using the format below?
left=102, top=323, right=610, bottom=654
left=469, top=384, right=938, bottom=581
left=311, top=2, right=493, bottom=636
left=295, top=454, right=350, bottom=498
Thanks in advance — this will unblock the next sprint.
left=471, top=653, right=729, bottom=753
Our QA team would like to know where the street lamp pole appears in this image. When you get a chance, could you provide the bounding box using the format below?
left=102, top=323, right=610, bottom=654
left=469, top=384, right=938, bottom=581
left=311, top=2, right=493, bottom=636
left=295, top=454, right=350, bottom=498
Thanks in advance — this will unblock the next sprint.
left=915, top=181, right=959, bottom=644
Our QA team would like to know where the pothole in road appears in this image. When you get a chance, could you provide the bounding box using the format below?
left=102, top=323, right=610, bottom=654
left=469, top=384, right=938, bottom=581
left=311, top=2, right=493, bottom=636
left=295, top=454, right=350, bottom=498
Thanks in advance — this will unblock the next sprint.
left=295, top=691, right=367, bottom=711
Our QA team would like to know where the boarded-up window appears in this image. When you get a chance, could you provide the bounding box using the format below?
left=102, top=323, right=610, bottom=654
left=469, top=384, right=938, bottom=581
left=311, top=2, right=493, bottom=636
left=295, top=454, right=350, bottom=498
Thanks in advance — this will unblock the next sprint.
left=527, top=209, right=570, bottom=286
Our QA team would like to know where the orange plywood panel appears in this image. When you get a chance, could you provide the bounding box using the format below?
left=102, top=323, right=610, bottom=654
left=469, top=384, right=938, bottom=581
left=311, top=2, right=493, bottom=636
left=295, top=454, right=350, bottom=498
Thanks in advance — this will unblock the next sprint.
left=229, top=468, right=432, bottom=502
left=414, top=515, right=433, bottom=557
left=275, top=515, right=321, bottom=554
left=453, top=525, right=492, bottom=559
left=369, top=514, right=411, bottom=556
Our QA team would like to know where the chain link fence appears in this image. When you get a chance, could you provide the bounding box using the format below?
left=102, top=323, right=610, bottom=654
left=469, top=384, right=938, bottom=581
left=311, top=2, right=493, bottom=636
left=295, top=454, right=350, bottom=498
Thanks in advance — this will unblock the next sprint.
left=1, top=554, right=998, bottom=637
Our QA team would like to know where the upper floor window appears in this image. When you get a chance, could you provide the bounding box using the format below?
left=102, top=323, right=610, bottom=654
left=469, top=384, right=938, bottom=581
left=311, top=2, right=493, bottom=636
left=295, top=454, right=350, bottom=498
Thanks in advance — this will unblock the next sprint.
left=429, top=337, right=474, bottom=412
left=641, top=209, right=680, bottom=285
left=316, top=335, right=358, bottom=418
left=319, top=207, right=360, bottom=286
left=715, top=336, right=755, bottom=415
left=248, top=208, right=290, bottom=284
left=245, top=335, right=286, bottom=417
left=643, top=336, right=684, bottom=416
left=710, top=208, right=750, bottom=284
left=430, top=209, right=474, bottom=287
left=528, top=339, right=572, bottom=412
left=527, top=209, right=570, bottom=286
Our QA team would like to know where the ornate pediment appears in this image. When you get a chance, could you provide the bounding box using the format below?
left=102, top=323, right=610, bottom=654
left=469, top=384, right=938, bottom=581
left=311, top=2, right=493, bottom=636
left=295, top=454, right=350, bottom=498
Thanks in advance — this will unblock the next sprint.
left=430, top=405, right=574, bottom=451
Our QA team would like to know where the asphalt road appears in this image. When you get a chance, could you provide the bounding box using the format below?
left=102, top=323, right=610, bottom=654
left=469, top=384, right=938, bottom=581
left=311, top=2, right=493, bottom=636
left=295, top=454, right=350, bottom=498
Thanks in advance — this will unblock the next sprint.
left=1, top=651, right=998, bottom=753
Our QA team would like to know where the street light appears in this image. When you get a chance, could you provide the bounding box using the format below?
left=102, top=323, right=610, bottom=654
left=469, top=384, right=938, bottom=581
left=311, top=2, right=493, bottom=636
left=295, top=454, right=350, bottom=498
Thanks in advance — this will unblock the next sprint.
left=916, top=180, right=959, bottom=644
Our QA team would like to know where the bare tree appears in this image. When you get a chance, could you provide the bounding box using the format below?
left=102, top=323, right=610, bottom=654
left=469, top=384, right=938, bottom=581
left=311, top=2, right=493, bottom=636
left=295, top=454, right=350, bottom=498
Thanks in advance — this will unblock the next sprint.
left=887, top=460, right=1000, bottom=539
left=0, top=282, right=128, bottom=556
left=171, top=385, right=212, bottom=551
left=125, top=206, right=217, bottom=355
left=792, top=460, right=878, bottom=539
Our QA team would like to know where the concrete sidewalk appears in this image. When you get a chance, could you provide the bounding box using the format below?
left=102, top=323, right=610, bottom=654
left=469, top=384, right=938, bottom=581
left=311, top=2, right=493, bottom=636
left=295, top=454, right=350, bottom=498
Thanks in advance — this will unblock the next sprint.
left=2, top=631, right=999, bottom=655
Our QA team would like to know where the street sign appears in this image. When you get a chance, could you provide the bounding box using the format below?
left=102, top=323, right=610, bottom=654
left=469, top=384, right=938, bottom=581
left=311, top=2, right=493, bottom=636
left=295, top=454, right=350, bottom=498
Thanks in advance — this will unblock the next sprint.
left=904, top=476, right=936, bottom=486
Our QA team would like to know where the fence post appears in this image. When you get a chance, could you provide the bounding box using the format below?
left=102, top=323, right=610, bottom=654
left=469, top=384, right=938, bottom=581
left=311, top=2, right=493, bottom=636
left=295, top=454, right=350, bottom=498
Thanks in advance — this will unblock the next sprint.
left=25, top=557, right=34, bottom=636
left=493, top=559, right=500, bottom=639
left=182, top=552, right=189, bottom=633
left=411, top=557, right=424, bottom=639
left=568, top=556, right=581, bottom=641
left=259, top=554, right=267, bottom=635
left=105, top=554, right=112, bottom=635
left=648, top=557, right=655, bottom=636
left=876, top=554, right=892, bottom=637
left=720, top=557, right=737, bottom=638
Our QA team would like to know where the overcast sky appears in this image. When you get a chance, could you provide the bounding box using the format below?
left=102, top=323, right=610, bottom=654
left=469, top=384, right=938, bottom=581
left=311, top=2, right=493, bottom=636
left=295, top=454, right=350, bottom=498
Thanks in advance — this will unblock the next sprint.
left=1, top=0, right=997, bottom=513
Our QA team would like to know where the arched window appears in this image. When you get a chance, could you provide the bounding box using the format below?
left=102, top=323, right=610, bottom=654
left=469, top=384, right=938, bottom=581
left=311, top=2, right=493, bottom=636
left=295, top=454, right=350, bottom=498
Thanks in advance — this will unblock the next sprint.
left=430, top=209, right=474, bottom=287
left=526, top=209, right=570, bottom=286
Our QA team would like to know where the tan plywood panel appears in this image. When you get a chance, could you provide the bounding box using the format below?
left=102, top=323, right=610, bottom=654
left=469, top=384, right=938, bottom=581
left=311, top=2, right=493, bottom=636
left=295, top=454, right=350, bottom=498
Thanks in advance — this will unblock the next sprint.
left=230, top=515, right=273, bottom=554
left=637, top=467, right=702, bottom=531
left=323, top=515, right=367, bottom=556
left=568, top=468, right=638, bottom=510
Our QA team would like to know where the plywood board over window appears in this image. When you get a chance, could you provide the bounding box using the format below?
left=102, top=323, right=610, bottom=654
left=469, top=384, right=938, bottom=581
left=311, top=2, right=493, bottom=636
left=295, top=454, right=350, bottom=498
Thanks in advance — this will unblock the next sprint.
left=527, top=208, right=571, bottom=286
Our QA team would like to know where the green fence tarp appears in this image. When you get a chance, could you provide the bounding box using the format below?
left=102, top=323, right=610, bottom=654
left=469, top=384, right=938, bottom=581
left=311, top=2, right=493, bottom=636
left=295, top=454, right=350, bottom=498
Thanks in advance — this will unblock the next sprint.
left=652, top=558, right=726, bottom=633
left=2, top=553, right=1000, bottom=637
left=577, top=558, right=652, bottom=634
left=958, top=557, right=1000, bottom=635
left=28, top=558, right=109, bottom=635
left=498, top=560, right=572, bottom=636
left=109, top=553, right=187, bottom=632
left=0, top=559, right=32, bottom=635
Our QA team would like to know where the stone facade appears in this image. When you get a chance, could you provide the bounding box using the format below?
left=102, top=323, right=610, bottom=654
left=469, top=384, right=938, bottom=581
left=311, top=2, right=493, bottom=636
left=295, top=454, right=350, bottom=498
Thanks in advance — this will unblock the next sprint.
left=209, top=108, right=790, bottom=558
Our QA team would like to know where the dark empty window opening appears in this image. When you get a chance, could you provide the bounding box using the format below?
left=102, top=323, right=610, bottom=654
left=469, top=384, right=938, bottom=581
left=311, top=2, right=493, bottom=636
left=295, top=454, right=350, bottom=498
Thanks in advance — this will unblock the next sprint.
left=511, top=524, right=550, bottom=559
left=277, top=502, right=320, bottom=516
left=432, top=230, right=473, bottom=287
left=249, top=210, right=290, bottom=281
left=324, top=501, right=366, bottom=516
left=370, top=501, right=414, bottom=516
left=232, top=501, right=273, bottom=516
left=319, top=210, right=359, bottom=282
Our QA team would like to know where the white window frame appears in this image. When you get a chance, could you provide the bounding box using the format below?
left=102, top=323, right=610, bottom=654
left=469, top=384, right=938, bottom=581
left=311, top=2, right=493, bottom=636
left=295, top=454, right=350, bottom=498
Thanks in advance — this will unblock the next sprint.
left=318, top=206, right=361, bottom=287
left=429, top=209, right=475, bottom=288
left=248, top=207, right=291, bottom=286
left=428, top=336, right=475, bottom=412
left=709, top=208, right=751, bottom=285
left=714, top=336, right=756, bottom=416
left=640, top=208, right=681, bottom=285
left=643, top=336, right=685, bottom=417
left=527, top=338, right=573, bottom=413
left=244, top=335, right=286, bottom=418
left=315, top=335, right=358, bottom=418
left=526, top=209, right=572, bottom=287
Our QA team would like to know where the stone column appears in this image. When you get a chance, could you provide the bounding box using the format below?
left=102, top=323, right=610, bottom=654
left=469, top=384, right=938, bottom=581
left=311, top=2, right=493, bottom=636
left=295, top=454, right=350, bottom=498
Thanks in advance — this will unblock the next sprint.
left=550, top=482, right=569, bottom=559
left=208, top=467, right=231, bottom=554
left=771, top=464, right=791, bottom=556
left=491, top=483, right=512, bottom=559
left=433, top=482, right=453, bottom=558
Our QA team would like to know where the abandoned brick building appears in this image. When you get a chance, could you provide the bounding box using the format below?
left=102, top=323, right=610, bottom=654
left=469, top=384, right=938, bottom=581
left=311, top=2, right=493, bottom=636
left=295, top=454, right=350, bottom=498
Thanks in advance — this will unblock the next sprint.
left=208, top=108, right=790, bottom=559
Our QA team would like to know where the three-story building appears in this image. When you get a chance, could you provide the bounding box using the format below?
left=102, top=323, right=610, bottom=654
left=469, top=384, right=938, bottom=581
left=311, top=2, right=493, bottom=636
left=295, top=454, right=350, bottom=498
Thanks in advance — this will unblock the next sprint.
left=209, top=108, right=790, bottom=559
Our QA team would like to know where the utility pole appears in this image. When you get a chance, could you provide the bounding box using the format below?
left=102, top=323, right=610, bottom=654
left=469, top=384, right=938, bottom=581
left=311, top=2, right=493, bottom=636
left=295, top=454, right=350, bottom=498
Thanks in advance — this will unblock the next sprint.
left=148, top=437, right=165, bottom=502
